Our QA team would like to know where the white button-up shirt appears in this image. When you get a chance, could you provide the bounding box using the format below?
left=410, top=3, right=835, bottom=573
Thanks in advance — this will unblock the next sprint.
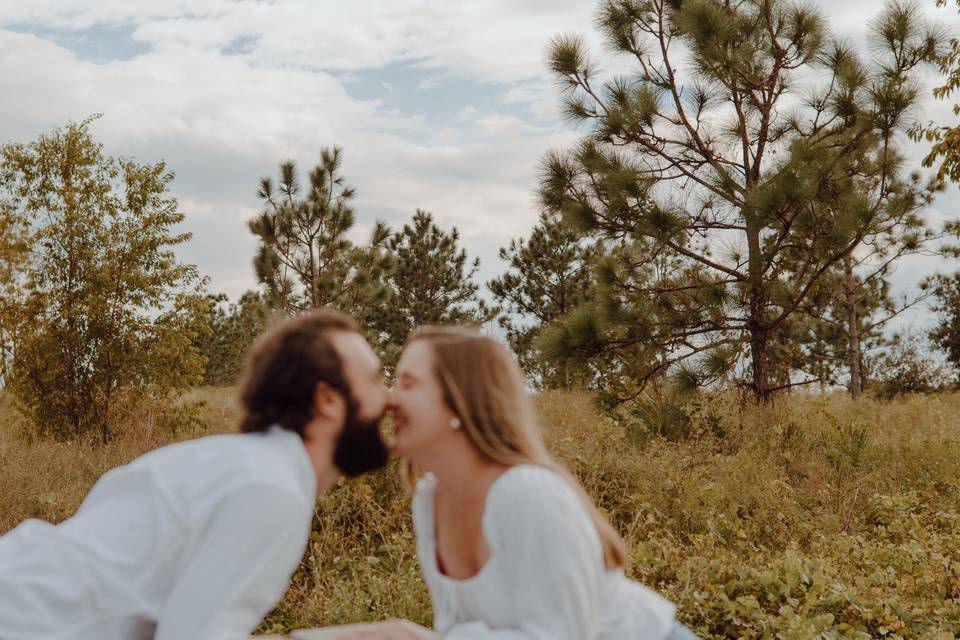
left=0, top=426, right=316, bottom=640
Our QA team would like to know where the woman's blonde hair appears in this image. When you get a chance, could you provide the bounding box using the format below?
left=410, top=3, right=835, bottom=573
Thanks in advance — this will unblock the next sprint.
left=404, top=325, right=628, bottom=569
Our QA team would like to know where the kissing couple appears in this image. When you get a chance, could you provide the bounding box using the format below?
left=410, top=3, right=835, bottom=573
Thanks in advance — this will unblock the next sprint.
left=0, top=309, right=698, bottom=640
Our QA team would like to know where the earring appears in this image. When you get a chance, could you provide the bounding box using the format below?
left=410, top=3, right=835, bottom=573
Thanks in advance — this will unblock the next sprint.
left=450, top=417, right=462, bottom=430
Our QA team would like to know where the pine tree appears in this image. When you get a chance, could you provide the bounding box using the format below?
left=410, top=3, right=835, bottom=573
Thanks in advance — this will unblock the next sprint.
left=785, top=229, right=939, bottom=400
left=381, top=210, right=489, bottom=366
left=541, top=0, right=942, bottom=401
left=248, top=146, right=392, bottom=320
left=777, top=267, right=897, bottom=394
left=539, top=235, right=700, bottom=406
left=488, top=211, right=598, bottom=389
left=0, top=118, right=207, bottom=441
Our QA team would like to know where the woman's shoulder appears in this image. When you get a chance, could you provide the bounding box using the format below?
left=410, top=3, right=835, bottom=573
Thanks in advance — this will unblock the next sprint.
left=486, top=464, right=584, bottom=521
left=410, top=465, right=585, bottom=533
left=483, top=464, right=603, bottom=568
left=491, top=464, right=575, bottom=496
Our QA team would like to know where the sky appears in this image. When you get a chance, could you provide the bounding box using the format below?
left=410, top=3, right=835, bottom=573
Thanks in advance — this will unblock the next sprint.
left=2, top=0, right=960, bottom=332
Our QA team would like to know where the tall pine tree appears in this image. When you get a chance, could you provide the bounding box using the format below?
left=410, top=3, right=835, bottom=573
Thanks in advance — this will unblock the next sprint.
left=248, top=146, right=392, bottom=321
left=541, top=0, right=942, bottom=401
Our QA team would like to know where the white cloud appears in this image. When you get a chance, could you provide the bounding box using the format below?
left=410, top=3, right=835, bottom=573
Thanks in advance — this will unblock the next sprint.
left=0, top=9, right=578, bottom=295
left=1, top=0, right=960, bottom=317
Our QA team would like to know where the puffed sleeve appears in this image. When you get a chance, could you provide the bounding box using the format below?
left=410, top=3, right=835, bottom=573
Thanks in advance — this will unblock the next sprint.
left=444, top=466, right=606, bottom=640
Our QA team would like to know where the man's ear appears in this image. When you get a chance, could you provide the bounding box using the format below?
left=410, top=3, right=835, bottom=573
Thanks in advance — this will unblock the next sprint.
left=312, top=381, right=345, bottom=422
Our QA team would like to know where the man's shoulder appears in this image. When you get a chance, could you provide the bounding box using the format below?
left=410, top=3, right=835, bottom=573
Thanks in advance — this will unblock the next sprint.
left=129, top=430, right=311, bottom=504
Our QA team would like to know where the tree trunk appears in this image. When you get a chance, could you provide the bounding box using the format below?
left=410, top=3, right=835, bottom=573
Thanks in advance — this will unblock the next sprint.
left=746, top=222, right=772, bottom=402
left=750, top=327, right=772, bottom=402
left=844, top=257, right=862, bottom=400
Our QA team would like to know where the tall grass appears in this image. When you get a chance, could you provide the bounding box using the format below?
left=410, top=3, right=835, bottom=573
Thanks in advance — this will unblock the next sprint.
left=1, top=389, right=958, bottom=638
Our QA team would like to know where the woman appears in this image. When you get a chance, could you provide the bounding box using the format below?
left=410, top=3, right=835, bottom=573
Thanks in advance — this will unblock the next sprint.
left=349, top=327, right=696, bottom=640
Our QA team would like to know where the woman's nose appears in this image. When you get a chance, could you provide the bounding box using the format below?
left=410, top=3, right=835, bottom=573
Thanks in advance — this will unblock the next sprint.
left=385, top=388, right=399, bottom=409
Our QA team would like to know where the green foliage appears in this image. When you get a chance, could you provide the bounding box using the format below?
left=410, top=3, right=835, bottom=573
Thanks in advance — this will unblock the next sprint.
left=928, top=271, right=960, bottom=380
left=542, top=0, right=944, bottom=402
left=780, top=155, right=943, bottom=398
left=488, top=211, right=598, bottom=389
left=623, top=388, right=692, bottom=443
left=248, top=147, right=393, bottom=321
left=0, top=188, right=30, bottom=377
left=379, top=210, right=489, bottom=367
left=260, top=462, right=430, bottom=632
left=0, top=118, right=207, bottom=442
left=872, top=333, right=947, bottom=400
left=3, top=389, right=960, bottom=637
left=908, top=0, right=960, bottom=183
left=193, top=290, right=270, bottom=386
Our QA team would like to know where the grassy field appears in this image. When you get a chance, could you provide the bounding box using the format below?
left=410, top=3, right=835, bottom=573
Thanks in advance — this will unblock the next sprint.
left=1, top=388, right=959, bottom=638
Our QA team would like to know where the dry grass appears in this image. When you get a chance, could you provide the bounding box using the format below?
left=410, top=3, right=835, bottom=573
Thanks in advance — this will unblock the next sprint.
left=0, top=389, right=237, bottom=531
left=1, top=388, right=958, bottom=638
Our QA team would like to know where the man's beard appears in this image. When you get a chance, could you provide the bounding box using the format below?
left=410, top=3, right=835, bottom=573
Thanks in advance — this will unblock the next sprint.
left=332, top=394, right=389, bottom=477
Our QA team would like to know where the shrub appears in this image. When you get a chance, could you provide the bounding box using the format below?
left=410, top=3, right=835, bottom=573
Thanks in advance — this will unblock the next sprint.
left=872, top=334, right=947, bottom=400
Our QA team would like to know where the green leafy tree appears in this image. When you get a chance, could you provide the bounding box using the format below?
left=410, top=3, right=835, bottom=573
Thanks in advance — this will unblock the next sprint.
left=910, top=0, right=960, bottom=182
left=791, top=261, right=934, bottom=398
left=927, top=271, right=960, bottom=381
left=540, top=0, right=942, bottom=401
left=489, top=211, right=598, bottom=388
left=777, top=270, right=893, bottom=394
left=0, top=198, right=27, bottom=288
left=381, top=209, right=489, bottom=366
left=0, top=193, right=30, bottom=377
left=0, top=118, right=207, bottom=441
left=194, top=290, right=270, bottom=386
left=248, top=146, right=393, bottom=321
left=539, top=236, right=699, bottom=407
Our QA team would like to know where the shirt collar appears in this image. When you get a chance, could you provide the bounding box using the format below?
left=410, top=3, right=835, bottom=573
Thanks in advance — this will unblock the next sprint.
left=266, top=424, right=318, bottom=504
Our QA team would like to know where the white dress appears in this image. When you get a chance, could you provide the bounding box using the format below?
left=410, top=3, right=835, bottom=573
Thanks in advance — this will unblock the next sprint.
left=412, top=465, right=678, bottom=639
left=0, top=426, right=316, bottom=640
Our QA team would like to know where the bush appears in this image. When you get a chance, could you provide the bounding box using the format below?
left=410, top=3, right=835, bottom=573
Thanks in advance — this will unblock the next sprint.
left=871, top=334, right=947, bottom=400
left=621, top=389, right=693, bottom=443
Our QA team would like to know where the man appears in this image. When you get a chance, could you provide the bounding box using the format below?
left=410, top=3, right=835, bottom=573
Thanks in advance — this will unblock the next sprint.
left=0, top=309, right=390, bottom=639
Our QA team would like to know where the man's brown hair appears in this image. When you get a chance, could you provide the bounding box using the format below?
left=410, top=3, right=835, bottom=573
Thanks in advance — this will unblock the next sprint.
left=239, top=309, right=359, bottom=436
